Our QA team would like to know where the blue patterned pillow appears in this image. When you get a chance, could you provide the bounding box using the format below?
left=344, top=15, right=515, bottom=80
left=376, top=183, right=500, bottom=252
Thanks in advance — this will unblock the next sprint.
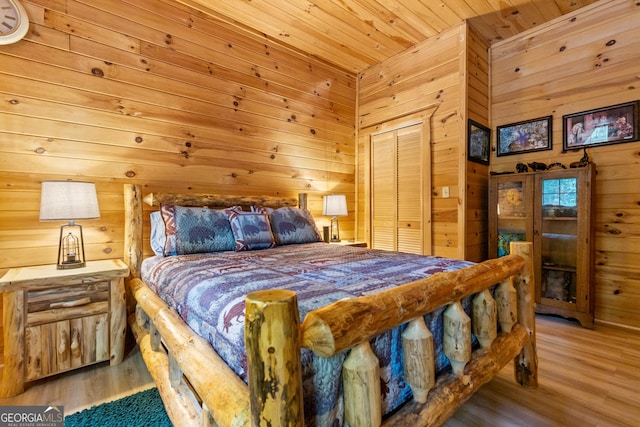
left=226, top=211, right=276, bottom=251
left=160, top=205, right=236, bottom=256
left=258, top=207, right=323, bottom=245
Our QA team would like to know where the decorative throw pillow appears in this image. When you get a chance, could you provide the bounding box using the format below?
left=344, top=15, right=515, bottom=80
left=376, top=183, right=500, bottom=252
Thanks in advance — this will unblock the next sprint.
left=160, top=205, right=237, bottom=256
left=257, top=206, right=323, bottom=245
left=226, top=210, right=276, bottom=251
left=160, top=205, right=178, bottom=256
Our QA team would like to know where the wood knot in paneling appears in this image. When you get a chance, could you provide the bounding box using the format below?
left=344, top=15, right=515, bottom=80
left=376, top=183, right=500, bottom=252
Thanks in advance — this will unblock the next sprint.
left=604, top=225, right=621, bottom=235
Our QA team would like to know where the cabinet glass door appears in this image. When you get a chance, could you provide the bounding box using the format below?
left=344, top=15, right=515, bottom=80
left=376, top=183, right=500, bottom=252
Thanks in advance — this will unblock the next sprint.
left=489, top=175, right=533, bottom=257
left=540, top=176, right=578, bottom=304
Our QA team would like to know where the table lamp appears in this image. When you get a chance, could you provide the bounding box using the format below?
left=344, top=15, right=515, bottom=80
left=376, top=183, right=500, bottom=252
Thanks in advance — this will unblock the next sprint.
left=39, top=180, right=100, bottom=269
left=322, top=194, right=347, bottom=242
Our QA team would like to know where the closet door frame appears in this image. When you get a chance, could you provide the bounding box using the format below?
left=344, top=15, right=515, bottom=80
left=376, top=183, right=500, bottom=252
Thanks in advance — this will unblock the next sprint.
left=362, top=107, right=436, bottom=255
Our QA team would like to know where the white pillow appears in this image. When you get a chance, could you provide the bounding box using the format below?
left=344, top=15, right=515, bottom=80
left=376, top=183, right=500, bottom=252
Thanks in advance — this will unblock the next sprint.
left=150, top=211, right=166, bottom=256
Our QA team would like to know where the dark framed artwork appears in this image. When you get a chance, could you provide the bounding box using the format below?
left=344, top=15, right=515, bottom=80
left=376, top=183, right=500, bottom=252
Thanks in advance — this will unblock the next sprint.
left=562, top=101, right=639, bottom=152
left=497, top=116, right=552, bottom=156
left=467, top=119, right=490, bottom=165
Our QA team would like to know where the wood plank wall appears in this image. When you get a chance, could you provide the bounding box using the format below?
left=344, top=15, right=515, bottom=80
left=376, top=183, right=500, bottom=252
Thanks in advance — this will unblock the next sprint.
left=357, top=22, right=489, bottom=261
left=465, top=25, right=491, bottom=262
left=490, top=0, right=640, bottom=329
left=358, top=24, right=464, bottom=259
left=0, top=0, right=357, bottom=276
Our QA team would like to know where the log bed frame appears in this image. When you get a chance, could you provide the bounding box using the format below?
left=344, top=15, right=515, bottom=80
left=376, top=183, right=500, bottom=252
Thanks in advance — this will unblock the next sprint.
left=122, top=184, right=537, bottom=427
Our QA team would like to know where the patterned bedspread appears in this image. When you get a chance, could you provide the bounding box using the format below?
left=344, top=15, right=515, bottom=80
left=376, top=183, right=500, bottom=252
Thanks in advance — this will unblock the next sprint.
left=141, top=242, right=474, bottom=426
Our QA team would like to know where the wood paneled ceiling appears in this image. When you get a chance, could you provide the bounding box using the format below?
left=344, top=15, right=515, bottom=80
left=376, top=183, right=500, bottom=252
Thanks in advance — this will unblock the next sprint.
left=176, top=0, right=600, bottom=73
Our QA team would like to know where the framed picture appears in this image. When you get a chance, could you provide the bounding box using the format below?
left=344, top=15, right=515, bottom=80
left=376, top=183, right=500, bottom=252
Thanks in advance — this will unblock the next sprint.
left=497, top=116, right=552, bottom=156
left=562, top=101, right=639, bottom=152
left=468, top=119, right=490, bottom=164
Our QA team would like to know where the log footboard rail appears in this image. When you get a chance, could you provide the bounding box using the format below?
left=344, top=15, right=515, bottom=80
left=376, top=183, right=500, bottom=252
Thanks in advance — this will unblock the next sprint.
left=245, top=241, right=536, bottom=427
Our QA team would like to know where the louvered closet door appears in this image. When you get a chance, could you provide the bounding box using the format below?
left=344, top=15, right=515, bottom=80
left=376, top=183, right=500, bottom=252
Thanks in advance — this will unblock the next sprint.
left=371, top=123, right=424, bottom=254
left=396, top=125, right=423, bottom=254
left=371, top=131, right=396, bottom=251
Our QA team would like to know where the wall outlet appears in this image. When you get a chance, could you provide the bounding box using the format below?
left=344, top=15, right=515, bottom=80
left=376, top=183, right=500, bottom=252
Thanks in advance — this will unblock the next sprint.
left=442, top=186, right=450, bottom=198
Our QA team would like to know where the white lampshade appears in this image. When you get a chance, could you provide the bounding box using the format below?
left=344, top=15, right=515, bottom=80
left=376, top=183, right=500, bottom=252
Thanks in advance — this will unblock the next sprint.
left=40, top=181, right=100, bottom=221
left=322, top=194, right=347, bottom=216
left=323, top=194, right=347, bottom=243
left=40, top=180, right=100, bottom=269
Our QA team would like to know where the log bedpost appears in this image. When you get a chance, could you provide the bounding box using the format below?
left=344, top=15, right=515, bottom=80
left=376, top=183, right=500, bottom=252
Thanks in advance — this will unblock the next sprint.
left=123, top=183, right=143, bottom=278
left=245, top=290, right=304, bottom=427
left=510, top=241, right=538, bottom=388
left=298, top=193, right=307, bottom=209
left=124, top=184, right=143, bottom=315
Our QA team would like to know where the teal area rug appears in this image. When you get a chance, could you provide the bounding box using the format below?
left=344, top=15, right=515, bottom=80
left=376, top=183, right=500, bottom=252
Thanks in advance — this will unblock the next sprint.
left=64, top=388, right=172, bottom=427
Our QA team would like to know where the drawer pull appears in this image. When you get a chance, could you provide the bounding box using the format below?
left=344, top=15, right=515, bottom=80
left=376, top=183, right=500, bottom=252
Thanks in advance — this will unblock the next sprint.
left=58, top=330, right=68, bottom=361
left=70, top=328, right=81, bottom=358
left=49, top=297, right=92, bottom=309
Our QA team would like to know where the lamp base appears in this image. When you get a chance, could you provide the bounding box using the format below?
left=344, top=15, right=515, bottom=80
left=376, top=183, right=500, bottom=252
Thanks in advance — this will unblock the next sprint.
left=57, top=260, right=86, bottom=270
left=330, top=216, right=341, bottom=242
left=57, top=223, right=87, bottom=269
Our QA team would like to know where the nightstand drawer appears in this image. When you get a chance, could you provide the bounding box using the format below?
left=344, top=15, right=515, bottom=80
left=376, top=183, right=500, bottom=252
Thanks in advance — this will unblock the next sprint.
left=26, top=282, right=110, bottom=327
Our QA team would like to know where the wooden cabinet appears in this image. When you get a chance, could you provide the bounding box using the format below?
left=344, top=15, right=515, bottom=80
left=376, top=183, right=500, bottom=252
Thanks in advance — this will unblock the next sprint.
left=0, top=259, right=129, bottom=397
left=489, top=164, right=595, bottom=328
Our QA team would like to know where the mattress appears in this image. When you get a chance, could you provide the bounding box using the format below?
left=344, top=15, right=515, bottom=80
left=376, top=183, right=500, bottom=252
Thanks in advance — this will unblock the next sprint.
left=141, top=242, right=474, bottom=426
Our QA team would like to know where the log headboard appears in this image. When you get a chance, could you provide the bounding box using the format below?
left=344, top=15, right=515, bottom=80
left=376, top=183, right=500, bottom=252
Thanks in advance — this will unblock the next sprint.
left=123, top=184, right=305, bottom=281
left=141, top=192, right=302, bottom=210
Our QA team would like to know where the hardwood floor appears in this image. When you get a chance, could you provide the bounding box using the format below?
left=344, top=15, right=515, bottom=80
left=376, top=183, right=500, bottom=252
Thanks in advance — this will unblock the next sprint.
left=447, top=315, right=640, bottom=427
left=0, top=315, right=638, bottom=426
left=0, top=339, right=154, bottom=415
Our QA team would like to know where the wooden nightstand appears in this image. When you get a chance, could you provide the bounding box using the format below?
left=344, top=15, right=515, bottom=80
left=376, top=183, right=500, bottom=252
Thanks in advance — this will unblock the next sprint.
left=330, top=240, right=367, bottom=248
left=0, top=259, right=129, bottom=397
